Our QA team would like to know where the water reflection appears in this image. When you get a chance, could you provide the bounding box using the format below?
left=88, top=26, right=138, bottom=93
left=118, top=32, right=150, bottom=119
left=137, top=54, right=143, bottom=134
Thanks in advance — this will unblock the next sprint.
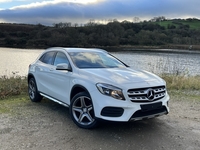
left=0, top=48, right=200, bottom=76
left=0, top=48, right=44, bottom=76
left=113, top=51, right=200, bottom=76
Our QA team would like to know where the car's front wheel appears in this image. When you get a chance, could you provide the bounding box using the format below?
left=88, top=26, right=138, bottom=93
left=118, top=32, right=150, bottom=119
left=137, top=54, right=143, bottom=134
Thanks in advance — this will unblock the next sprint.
left=28, top=78, right=43, bottom=102
left=70, top=92, right=98, bottom=129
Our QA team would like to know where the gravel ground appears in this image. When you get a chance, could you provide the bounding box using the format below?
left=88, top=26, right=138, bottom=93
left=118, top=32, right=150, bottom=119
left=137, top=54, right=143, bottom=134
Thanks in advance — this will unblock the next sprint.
left=0, top=92, right=200, bottom=150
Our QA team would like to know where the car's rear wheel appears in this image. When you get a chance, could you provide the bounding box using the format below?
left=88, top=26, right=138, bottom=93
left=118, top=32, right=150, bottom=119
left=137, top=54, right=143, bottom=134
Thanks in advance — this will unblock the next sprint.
left=70, top=92, right=98, bottom=129
left=28, top=78, right=42, bottom=102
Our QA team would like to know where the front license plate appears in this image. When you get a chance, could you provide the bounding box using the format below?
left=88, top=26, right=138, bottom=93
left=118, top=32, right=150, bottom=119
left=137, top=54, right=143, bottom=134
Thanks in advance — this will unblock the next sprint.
left=140, top=102, right=162, bottom=112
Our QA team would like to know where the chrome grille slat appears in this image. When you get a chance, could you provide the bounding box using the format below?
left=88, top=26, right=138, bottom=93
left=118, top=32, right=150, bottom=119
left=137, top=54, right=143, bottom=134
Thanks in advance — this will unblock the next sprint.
left=128, top=90, right=147, bottom=95
left=131, top=97, right=149, bottom=101
left=128, top=92, right=146, bottom=96
left=128, top=86, right=166, bottom=103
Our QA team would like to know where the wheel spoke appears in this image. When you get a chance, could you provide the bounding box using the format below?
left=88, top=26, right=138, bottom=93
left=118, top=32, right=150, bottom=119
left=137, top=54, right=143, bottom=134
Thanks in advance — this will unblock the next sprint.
left=29, top=82, right=35, bottom=91
left=85, top=113, right=94, bottom=122
left=80, top=97, right=86, bottom=107
left=29, top=84, right=33, bottom=91
left=73, top=106, right=83, bottom=113
left=29, top=84, right=32, bottom=91
left=78, top=113, right=85, bottom=123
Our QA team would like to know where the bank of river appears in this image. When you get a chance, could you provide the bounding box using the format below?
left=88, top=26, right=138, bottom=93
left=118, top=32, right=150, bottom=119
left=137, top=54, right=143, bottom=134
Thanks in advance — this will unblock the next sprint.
left=1, top=47, right=200, bottom=76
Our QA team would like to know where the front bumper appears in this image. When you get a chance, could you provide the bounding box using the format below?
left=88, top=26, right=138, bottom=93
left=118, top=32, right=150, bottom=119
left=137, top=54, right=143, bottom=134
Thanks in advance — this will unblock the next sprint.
left=91, top=90, right=170, bottom=122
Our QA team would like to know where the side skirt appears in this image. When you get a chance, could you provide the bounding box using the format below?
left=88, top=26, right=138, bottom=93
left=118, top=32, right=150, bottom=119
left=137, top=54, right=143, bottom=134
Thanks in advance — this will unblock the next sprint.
left=40, top=93, right=69, bottom=107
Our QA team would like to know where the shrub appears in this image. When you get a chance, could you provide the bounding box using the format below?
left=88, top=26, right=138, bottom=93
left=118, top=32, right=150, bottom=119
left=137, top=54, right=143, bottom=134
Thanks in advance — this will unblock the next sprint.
left=162, top=75, right=200, bottom=90
left=0, top=73, right=27, bottom=99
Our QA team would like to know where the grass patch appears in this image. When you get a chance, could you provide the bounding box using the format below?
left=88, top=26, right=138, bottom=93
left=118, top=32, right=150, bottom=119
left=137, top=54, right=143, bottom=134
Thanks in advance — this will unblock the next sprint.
left=0, top=94, right=29, bottom=113
left=168, top=90, right=200, bottom=102
left=156, top=19, right=200, bottom=30
left=162, top=75, right=200, bottom=90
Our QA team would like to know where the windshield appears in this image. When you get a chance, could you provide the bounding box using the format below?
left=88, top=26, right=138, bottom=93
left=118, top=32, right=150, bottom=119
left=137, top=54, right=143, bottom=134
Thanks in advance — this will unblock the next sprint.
left=68, top=52, right=127, bottom=69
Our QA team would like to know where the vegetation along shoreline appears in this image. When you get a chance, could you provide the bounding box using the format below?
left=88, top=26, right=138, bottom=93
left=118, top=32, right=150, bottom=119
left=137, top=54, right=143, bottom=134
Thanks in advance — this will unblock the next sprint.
left=0, top=17, right=200, bottom=51
left=1, top=71, right=200, bottom=100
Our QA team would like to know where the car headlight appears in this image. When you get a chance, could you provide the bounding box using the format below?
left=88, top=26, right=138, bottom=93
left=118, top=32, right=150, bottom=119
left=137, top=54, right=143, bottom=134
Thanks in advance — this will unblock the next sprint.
left=96, top=83, right=125, bottom=100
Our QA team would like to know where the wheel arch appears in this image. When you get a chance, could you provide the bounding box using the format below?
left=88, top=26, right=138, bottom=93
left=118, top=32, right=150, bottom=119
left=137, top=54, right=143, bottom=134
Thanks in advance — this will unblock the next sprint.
left=70, top=84, right=91, bottom=101
left=28, top=73, right=40, bottom=91
left=28, top=73, right=35, bottom=83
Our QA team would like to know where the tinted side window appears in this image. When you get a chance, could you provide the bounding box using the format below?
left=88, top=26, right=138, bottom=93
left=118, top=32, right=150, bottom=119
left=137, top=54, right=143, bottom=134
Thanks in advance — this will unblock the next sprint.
left=54, top=52, right=69, bottom=66
left=39, top=52, right=55, bottom=65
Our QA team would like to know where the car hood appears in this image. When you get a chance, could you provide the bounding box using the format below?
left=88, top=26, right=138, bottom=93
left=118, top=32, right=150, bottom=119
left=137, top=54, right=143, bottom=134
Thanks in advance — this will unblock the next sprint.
left=79, top=67, right=165, bottom=86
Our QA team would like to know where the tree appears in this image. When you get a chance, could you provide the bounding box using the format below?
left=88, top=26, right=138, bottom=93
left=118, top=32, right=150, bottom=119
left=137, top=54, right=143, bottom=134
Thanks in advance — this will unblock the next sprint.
left=133, top=17, right=140, bottom=23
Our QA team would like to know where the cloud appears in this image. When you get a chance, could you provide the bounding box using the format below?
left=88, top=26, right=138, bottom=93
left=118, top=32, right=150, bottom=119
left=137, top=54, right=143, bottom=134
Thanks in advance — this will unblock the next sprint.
left=0, top=0, right=12, bottom=2
left=9, top=0, right=100, bottom=10
left=0, top=0, right=200, bottom=25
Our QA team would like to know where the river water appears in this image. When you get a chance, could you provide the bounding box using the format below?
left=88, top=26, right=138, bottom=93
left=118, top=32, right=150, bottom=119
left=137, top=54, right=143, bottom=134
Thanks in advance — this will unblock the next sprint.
left=0, top=47, right=200, bottom=77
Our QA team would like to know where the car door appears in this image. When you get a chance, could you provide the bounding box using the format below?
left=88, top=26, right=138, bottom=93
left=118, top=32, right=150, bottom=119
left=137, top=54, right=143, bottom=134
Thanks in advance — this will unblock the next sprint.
left=35, top=51, right=57, bottom=95
left=48, top=51, right=72, bottom=104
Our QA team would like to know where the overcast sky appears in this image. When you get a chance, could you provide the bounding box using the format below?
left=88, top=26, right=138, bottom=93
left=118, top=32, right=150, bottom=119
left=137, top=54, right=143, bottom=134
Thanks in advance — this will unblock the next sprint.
left=0, top=0, right=200, bottom=26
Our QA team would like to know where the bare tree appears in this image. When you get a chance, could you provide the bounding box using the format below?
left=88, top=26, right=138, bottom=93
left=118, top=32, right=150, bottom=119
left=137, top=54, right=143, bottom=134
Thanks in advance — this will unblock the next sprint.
left=133, top=17, right=140, bottom=23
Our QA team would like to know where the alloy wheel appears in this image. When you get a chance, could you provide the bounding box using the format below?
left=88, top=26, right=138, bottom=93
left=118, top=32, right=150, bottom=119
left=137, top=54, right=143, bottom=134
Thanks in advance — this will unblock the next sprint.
left=72, top=95, right=95, bottom=126
left=28, top=79, right=36, bottom=100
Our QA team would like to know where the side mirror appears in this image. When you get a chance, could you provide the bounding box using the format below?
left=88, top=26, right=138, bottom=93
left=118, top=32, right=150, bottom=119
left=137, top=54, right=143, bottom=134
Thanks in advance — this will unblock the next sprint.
left=56, top=63, right=72, bottom=71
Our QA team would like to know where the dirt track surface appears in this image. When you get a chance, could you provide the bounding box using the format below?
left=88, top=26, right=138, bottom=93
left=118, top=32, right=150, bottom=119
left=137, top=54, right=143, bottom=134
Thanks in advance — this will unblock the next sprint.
left=0, top=94, right=200, bottom=150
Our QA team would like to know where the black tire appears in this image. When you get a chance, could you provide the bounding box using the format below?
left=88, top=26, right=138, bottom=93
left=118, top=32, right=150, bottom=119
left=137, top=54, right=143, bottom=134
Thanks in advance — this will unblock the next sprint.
left=70, top=92, right=98, bottom=129
left=28, top=78, right=43, bottom=102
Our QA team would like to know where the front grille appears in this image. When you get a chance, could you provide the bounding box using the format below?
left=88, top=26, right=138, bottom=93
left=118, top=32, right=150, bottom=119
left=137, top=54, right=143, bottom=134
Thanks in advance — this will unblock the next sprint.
left=127, top=86, right=166, bottom=103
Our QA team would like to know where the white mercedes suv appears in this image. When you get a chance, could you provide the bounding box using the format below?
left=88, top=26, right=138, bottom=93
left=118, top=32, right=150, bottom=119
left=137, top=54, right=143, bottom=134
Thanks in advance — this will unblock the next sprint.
left=28, top=47, right=169, bottom=129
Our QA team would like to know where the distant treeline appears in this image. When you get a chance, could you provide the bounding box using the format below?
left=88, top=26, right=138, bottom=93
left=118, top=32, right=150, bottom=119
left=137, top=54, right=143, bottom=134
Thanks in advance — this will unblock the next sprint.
left=0, top=17, right=200, bottom=50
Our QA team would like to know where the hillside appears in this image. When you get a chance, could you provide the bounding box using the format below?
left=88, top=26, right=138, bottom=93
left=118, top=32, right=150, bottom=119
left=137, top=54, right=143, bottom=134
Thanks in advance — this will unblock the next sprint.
left=0, top=18, right=200, bottom=50
left=155, top=18, right=200, bottom=30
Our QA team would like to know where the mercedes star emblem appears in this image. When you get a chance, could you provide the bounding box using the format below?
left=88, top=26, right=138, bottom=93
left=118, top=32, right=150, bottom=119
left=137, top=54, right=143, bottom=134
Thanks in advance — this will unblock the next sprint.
left=147, top=89, right=155, bottom=101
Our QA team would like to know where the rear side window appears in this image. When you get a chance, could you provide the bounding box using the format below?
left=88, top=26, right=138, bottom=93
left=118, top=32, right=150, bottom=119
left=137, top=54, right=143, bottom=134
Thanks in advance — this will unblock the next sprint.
left=54, top=52, right=70, bottom=66
left=39, top=51, right=55, bottom=65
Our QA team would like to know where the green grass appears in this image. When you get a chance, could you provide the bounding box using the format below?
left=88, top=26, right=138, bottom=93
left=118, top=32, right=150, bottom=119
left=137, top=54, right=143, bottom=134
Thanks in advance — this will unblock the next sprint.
left=0, top=94, right=29, bottom=113
left=155, top=19, right=200, bottom=30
